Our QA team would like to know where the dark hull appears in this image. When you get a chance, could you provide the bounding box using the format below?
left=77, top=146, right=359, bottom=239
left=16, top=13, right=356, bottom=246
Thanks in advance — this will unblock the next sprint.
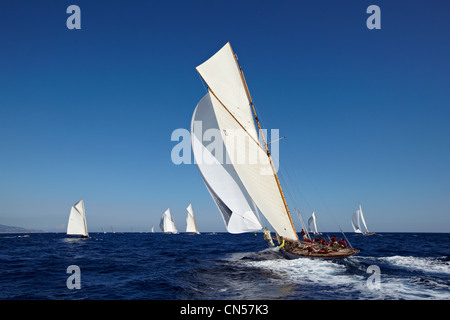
left=281, top=241, right=360, bottom=259
left=282, top=247, right=359, bottom=259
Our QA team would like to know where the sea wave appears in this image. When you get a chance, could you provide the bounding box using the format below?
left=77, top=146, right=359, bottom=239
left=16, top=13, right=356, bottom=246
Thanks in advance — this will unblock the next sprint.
left=241, top=254, right=450, bottom=300
left=380, top=255, right=450, bottom=275
left=243, top=257, right=365, bottom=289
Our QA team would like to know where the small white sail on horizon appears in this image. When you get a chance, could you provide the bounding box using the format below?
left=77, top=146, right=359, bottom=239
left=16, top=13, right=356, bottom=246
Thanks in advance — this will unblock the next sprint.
left=160, top=208, right=178, bottom=234
left=186, top=204, right=200, bottom=234
left=67, top=199, right=89, bottom=237
left=308, top=211, right=322, bottom=235
left=351, top=204, right=374, bottom=235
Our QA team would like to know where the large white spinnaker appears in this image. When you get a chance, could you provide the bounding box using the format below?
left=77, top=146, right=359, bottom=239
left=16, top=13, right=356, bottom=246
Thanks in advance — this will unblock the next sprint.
left=160, top=208, right=178, bottom=234
left=191, top=93, right=262, bottom=233
left=195, top=43, right=298, bottom=241
left=67, top=199, right=89, bottom=237
left=186, top=203, right=200, bottom=234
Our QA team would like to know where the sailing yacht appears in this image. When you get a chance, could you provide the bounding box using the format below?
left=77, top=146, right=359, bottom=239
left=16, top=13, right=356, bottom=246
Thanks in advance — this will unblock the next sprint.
left=160, top=209, right=178, bottom=234
left=67, top=199, right=89, bottom=238
left=352, top=204, right=376, bottom=235
left=186, top=204, right=200, bottom=234
left=192, top=43, right=359, bottom=258
left=308, top=212, right=322, bottom=235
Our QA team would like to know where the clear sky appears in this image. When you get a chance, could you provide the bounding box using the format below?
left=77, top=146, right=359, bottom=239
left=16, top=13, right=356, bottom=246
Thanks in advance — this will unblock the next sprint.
left=0, top=0, right=449, bottom=233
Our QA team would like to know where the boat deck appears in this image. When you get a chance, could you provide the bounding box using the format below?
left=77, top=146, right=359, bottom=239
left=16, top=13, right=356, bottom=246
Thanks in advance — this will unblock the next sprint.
left=282, top=241, right=360, bottom=259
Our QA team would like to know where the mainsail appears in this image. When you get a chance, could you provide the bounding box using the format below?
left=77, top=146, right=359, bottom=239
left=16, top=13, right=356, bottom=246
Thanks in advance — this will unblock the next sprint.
left=185, top=203, right=200, bottom=234
left=160, top=208, right=178, bottom=234
left=67, top=199, right=89, bottom=237
left=194, top=42, right=298, bottom=241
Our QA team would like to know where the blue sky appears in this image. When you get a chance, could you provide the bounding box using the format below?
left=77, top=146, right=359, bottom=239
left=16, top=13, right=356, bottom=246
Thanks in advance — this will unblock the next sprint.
left=0, top=0, right=449, bottom=232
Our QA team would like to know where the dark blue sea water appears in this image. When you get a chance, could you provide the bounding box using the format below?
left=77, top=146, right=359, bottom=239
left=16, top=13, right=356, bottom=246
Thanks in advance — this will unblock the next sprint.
left=0, top=232, right=449, bottom=300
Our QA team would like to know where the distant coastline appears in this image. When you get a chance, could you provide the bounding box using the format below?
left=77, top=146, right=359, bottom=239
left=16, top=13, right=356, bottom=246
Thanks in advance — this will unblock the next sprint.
left=0, top=224, right=46, bottom=233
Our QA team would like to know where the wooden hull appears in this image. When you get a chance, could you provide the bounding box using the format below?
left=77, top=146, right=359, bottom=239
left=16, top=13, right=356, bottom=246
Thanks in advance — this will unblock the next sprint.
left=281, top=241, right=360, bottom=259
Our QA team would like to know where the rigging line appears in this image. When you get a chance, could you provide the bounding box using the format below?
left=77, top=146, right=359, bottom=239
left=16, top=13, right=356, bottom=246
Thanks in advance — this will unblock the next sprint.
left=270, top=143, right=314, bottom=219
left=283, top=160, right=314, bottom=214
left=231, top=51, right=297, bottom=240
left=276, top=169, right=299, bottom=223
left=273, top=139, right=350, bottom=243
left=295, top=209, right=311, bottom=240
left=279, top=169, right=313, bottom=241
left=196, top=71, right=264, bottom=152
left=207, top=88, right=265, bottom=152
left=278, top=168, right=309, bottom=235
left=276, top=164, right=311, bottom=241
left=294, top=160, right=354, bottom=247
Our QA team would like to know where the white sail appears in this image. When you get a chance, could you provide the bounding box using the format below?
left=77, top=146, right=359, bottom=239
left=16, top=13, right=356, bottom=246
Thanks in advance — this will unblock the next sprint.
left=151, top=225, right=154, bottom=233
left=196, top=43, right=298, bottom=241
left=67, top=199, right=88, bottom=237
left=186, top=204, right=200, bottom=234
left=359, top=205, right=370, bottom=233
left=196, top=43, right=258, bottom=142
left=351, top=208, right=363, bottom=233
left=191, top=92, right=263, bottom=233
left=160, top=208, right=178, bottom=234
left=308, top=211, right=319, bottom=235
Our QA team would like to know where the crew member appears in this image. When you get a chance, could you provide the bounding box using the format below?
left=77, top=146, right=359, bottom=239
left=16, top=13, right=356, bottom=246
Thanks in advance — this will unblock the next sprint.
left=263, top=227, right=275, bottom=247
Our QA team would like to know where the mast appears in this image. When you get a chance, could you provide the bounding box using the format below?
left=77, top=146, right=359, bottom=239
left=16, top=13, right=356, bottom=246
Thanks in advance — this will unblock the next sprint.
left=231, top=47, right=298, bottom=242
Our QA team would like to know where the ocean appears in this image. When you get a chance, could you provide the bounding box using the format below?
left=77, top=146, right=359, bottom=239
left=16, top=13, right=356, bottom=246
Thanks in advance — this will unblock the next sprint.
left=0, top=232, right=449, bottom=302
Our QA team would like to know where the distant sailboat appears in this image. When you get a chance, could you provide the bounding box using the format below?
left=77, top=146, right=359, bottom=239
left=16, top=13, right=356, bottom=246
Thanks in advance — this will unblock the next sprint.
left=151, top=225, right=154, bottom=233
left=352, top=204, right=375, bottom=235
left=185, top=204, right=200, bottom=234
left=192, top=43, right=359, bottom=258
left=111, top=226, right=115, bottom=234
left=308, top=212, right=322, bottom=235
left=160, top=209, right=178, bottom=234
left=67, top=199, right=89, bottom=238
left=101, top=225, right=106, bottom=234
